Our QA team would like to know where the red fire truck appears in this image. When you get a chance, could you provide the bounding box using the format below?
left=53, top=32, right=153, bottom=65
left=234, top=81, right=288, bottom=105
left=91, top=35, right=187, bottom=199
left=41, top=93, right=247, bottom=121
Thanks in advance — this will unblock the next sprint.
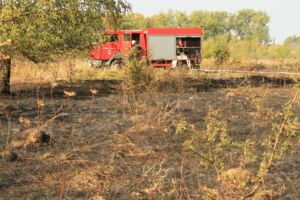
left=89, top=28, right=203, bottom=69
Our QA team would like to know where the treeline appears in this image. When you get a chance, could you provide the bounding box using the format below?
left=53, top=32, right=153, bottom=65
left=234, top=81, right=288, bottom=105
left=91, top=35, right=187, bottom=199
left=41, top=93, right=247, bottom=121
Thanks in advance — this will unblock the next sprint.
left=122, top=10, right=300, bottom=61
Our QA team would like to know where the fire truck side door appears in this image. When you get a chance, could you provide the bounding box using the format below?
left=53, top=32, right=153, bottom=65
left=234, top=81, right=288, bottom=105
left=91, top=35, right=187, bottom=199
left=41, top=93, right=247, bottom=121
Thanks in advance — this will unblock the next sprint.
left=121, top=33, right=131, bottom=56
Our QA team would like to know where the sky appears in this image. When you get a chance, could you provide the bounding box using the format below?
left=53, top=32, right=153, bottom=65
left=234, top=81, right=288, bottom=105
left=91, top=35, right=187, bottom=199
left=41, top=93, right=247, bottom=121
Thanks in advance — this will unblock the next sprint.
left=128, top=0, right=300, bottom=44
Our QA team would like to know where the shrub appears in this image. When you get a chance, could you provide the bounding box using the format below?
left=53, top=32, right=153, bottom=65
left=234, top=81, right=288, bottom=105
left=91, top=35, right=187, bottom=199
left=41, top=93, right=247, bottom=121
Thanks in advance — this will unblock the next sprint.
left=203, top=35, right=231, bottom=66
left=267, top=45, right=292, bottom=59
left=123, top=56, right=153, bottom=93
left=214, top=45, right=230, bottom=66
left=175, top=90, right=299, bottom=198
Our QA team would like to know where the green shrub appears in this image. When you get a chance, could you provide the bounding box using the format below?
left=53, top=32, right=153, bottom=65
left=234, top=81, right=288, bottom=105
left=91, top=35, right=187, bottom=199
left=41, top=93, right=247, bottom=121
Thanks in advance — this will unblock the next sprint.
left=267, top=45, right=292, bottom=59
left=214, top=45, right=230, bottom=66
left=229, top=39, right=267, bottom=59
left=123, top=57, right=153, bottom=93
left=175, top=92, right=299, bottom=198
left=203, top=34, right=231, bottom=65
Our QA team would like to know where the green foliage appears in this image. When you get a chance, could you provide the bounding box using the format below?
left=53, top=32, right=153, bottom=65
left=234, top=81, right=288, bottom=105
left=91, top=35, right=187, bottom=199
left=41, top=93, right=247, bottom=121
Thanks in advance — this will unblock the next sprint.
left=123, top=9, right=300, bottom=60
left=204, top=35, right=231, bottom=65
left=0, top=0, right=130, bottom=62
left=121, top=9, right=300, bottom=61
left=124, top=9, right=270, bottom=44
left=189, top=11, right=232, bottom=39
left=206, top=36, right=300, bottom=60
left=296, top=45, right=300, bottom=57
left=202, top=38, right=215, bottom=59
left=283, top=35, right=300, bottom=47
left=229, top=38, right=269, bottom=59
left=175, top=91, right=299, bottom=198
left=177, top=107, right=232, bottom=169
left=280, top=36, right=300, bottom=58
left=124, top=51, right=153, bottom=93
left=148, top=10, right=189, bottom=28
left=232, top=9, right=270, bottom=44
left=267, top=44, right=292, bottom=59
left=122, top=13, right=149, bottom=29
left=214, top=45, right=230, bottom=66
left=258, top=100, right=297, bottom=178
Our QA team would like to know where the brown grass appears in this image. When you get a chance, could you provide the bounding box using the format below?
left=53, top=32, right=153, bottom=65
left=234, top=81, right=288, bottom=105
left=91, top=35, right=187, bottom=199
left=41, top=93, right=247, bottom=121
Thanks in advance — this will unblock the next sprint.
left=10, top=57, right=300, bottom=86
left=11, top=57, right=123, bottom=84
left=202, top=58, right=300, bottom=72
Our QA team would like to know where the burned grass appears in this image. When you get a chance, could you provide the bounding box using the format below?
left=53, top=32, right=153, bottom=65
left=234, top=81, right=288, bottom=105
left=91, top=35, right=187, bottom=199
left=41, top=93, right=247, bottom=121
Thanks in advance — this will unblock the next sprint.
left=0, top=79, right=300, bottom=199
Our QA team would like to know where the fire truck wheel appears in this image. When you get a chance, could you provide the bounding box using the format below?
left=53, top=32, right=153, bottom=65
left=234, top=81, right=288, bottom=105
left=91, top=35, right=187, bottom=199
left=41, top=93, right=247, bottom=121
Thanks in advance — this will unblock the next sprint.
left=110, top=59, right=122, bottom=70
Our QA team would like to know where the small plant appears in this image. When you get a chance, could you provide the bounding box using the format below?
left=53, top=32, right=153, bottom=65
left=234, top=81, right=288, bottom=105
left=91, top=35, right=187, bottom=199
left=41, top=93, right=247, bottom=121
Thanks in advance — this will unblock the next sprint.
left=177, top=107, right=232, bottom=171
left=204, top=34, right=231, bottom=66
left=176, top=89, right=299, bottom=199
left=214, top=45, right=230, bottom=66
left=123, top=49, right=153, bottom=93
left=67, top=61, right=77, bottom=83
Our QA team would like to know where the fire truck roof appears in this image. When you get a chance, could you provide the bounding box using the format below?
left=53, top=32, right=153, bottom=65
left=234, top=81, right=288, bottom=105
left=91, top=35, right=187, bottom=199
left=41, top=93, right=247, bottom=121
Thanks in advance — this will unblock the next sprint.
left=147, top=28, right=203, bottom=35
left=104, top=28, right=203, bottom=36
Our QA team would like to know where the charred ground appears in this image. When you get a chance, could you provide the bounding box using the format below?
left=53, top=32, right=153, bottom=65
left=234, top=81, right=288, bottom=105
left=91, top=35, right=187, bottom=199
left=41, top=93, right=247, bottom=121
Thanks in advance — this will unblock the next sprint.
left=0, top=78, right=299, bottom=199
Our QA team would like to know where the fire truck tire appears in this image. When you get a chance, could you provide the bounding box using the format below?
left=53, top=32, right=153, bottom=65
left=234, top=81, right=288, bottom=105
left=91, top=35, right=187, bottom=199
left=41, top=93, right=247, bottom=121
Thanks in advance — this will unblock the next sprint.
left=110, top=59, right=123, bottom=70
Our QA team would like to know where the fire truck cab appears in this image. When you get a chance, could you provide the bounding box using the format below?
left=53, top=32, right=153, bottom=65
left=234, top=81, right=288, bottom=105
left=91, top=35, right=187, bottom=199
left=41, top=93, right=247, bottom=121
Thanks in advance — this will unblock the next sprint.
left=89, top=28, right=203, bottom=69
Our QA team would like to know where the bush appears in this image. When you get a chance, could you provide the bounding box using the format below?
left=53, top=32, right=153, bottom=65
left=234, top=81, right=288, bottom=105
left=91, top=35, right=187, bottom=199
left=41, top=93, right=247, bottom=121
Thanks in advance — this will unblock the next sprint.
left=267, top=44, right=292, bottom=59
left=203, top=35, right=231, bottom=66
left=295, top=45, right=300, bottom=58
left=175, top=92, right=299, bottom=198
left=229, top=39, right=267, bottom=59
left=214, top=45, right=230, bottom=66
left=123, top=57, right=153, bottom=93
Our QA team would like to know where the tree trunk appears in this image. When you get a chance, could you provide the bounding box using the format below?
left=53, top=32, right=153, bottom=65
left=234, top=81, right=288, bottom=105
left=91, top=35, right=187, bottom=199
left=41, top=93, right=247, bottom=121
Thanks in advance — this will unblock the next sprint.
left=0, top=56, right=11, bottom=95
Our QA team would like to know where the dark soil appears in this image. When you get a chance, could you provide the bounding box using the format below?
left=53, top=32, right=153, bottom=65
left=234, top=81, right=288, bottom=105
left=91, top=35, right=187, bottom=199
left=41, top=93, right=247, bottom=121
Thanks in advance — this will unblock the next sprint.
left=0, top=79, right=299, bottom=200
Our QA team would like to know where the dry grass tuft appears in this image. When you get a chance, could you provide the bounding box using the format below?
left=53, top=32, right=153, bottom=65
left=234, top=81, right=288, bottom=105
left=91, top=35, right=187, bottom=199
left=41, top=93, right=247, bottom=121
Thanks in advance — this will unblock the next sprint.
left=64, top=90, right=77, bottom=97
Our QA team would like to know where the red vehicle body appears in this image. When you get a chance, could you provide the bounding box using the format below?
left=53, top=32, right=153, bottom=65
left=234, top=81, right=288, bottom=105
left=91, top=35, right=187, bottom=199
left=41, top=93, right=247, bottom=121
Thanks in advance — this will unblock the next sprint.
left=89, top=28, right=204, bottom=68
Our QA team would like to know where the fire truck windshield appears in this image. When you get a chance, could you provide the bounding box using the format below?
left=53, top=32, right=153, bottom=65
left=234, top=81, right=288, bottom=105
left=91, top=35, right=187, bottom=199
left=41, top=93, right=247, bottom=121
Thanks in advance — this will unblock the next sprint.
left=103, top=34, right=119, bottom=43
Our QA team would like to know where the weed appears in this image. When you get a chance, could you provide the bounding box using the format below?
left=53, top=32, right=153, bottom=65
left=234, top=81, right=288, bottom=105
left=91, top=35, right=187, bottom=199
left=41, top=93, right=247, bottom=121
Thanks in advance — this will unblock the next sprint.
left=122, top=57, right=153, bottom=94
left=176, top=89, right=300, bottom=199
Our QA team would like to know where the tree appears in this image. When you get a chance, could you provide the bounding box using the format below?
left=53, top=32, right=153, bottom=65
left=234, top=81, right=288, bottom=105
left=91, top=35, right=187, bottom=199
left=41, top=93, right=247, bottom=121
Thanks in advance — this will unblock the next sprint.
left=296, top=45, right=300, bottom=58
left=212, top=35, right=231, bottom=65
left=122, top=13, right=149, bottom=29
left=0, top=0, right=130, bottom=94
left=147, top=10, right=189, bottom=28
left=267, top=44, right=292, bottom=59
left=231, top=9, right=270, bottom=44
left=283, top=36, right=300, bottom=48
left=148, top=10, right=177, bottom=28
left=189, top=11, right=232, bottom=39
left=123, top=9, right=271, bottom=44
left=203, top=34, right=231, bottom=65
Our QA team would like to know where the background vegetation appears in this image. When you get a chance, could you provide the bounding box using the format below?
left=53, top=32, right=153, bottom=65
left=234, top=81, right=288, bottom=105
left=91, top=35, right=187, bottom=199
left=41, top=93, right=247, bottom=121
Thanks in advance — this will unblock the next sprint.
left=123, top=9, right=300, bottom=62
